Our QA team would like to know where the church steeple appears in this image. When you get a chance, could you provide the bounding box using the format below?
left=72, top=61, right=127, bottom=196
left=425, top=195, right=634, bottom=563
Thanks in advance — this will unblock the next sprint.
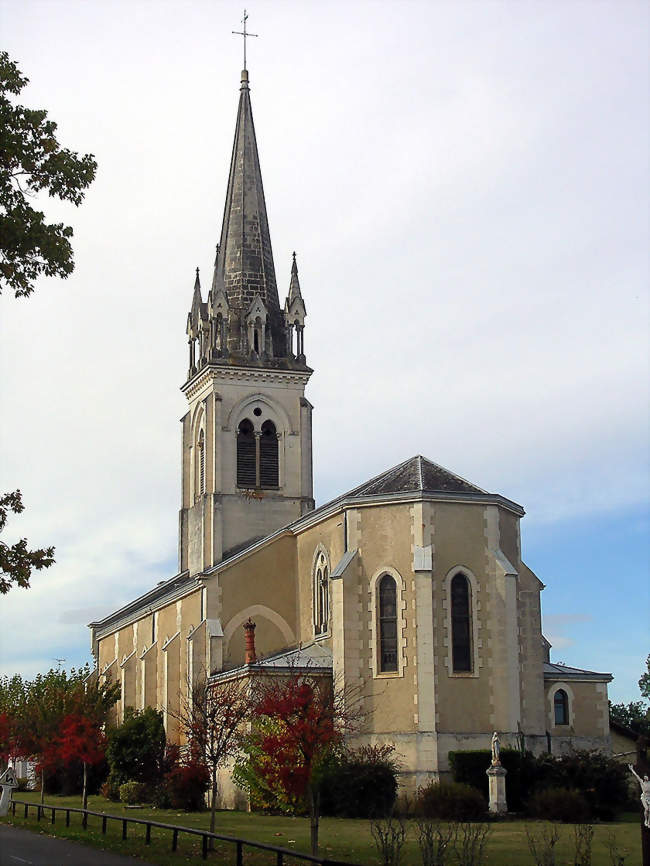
left=179, top=62, right=314, bottom=574
left=208, top=68, right=287, bottom=359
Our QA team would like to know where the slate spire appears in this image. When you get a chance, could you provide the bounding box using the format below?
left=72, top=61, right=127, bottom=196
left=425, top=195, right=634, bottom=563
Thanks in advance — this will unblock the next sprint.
left=190, top=267, right=203, bottom=327
left=212, top=69, right=281, bottom=331
left=288, top=251, right=302, bottom=302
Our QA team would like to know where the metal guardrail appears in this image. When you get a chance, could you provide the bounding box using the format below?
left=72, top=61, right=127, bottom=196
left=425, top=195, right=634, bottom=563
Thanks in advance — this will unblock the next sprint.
left=9, top=798, right=358, bottom=865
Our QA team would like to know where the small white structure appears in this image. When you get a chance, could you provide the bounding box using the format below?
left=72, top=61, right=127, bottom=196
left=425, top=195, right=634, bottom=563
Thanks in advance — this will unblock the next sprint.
left=0, top=766, right=18, bottom=817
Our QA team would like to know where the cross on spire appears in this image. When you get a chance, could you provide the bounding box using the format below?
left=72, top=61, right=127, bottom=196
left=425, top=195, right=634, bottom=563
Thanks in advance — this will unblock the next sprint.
left=232, top=9, right=258, bottom=71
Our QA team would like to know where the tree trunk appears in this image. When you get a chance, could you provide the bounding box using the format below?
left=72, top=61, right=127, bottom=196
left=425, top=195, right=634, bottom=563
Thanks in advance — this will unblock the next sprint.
left=308, top=785, right=319, bottom=857
left=209, top=773, right=218, bottom=851
left=40, top=770, right=45, bottom=805
left=82, top=762, right=88, bottom=811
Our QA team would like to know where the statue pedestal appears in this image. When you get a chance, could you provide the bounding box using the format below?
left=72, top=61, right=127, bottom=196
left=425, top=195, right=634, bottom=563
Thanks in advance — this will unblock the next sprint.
left=486, top=764, right=508, bottom=814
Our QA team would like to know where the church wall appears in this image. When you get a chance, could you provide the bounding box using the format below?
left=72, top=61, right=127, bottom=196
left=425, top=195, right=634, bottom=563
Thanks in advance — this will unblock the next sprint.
left=545, top=680, right=611, bottom=746
left=432, top=502, right=492, bottom=739
left=217, top=534, right=298, bottom=667
left=295, top=512, right=345, bottom=645
left=517, top=563, right=546, bottom=737
left=357, top=504, right=418, bottom=736
left=498, top=509, right=519, bottom=567
left=96, top=589, right=203, bottom=737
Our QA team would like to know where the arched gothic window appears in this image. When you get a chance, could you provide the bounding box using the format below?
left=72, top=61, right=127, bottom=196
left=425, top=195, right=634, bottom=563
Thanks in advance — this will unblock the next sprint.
left=378, top=574, right=398, bottom=672
left=313, top=551, right=329, bottom=636
left=236, top=419, right=256, bottom=487
left=451, top=573, right=472, bottom=672
left=198, top=429, right=205, bottom=495
left=259, top=421, right=279, bottom=488
left=554, top=689, right=569, bottom=725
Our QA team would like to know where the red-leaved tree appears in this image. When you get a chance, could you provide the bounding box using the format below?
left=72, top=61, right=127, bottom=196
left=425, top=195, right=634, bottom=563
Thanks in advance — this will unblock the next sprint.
left=252, top=672, right=361, bottom=856
left=58, top=712, right=107, bottom=809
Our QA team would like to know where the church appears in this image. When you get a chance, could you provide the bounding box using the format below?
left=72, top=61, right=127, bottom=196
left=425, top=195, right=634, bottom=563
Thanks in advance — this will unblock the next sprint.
left=89, top=64, right=612, bottom=799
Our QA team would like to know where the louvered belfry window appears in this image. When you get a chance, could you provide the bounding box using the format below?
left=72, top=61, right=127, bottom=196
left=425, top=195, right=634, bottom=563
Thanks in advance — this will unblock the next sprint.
left=236, top=419, right=256, bottom=487
left=379, top=574, right=398, bottom=672
left=451, top=573, right=472, bottom=672
left=259, top=420, right=279, bottom=488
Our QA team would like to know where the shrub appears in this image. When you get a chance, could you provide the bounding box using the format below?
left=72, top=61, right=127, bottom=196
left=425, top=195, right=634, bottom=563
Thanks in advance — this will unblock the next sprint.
left=416, top=780, right=487, bottom=821
left=449, top=747, right=629, bottom=820
left=320, top=744, right=399, bottom=818
left=449, top=748, right=534, bottom=811
left=526, top=824, right=562, bottom=866
left=455, top=821, right=491, bottom=866
left=573, top=823, right=594, bottom=866
left=530, top=787, right=591, bottom=823
left=106, top=708, right=166, bottom=788
left=15, top=777, right=31, bottom=792
left=119, top=780, right=149, bottom=805
left=165, top=761, right=209, bottom=811
left=370, top=816, right=407, bottom=866
left=100, top=771, right=121, bottom=801
left=416, top=818, right=458, bottom=866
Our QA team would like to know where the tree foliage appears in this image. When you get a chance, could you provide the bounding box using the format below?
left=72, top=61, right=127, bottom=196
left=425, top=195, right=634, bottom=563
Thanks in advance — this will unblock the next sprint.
left=0, top=665, right=119, bottom=804
left=640, top=654, right=650, bottom=702
left=106, top=707, right=166, bottom=789
left=0, top=51, right=97, bottom=297
left=242, top=671, right=362, bottom=856
left=0, top=490, right=55, bottom=594
left=609, top=654, right=650, bottom=737
left=610, top=700, right=650, bottom=737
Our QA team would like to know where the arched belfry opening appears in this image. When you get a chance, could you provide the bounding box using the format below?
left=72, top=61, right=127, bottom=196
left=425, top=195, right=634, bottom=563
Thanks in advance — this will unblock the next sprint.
left=259, top=420, right=279, bottom=488
left=236, top=419, right=256, bottom=487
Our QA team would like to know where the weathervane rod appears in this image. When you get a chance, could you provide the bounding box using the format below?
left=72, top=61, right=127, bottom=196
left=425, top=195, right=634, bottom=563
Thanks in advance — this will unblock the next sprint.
left=232, top=9, right=259, bottom=71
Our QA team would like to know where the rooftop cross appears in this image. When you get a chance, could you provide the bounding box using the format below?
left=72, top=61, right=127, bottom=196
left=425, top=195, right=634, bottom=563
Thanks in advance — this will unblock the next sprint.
left=232, top=9, right=259, bottom=71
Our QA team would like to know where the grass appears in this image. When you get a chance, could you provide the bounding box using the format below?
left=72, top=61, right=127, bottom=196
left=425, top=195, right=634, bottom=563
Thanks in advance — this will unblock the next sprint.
left=1, top=792, right=642, bottom=866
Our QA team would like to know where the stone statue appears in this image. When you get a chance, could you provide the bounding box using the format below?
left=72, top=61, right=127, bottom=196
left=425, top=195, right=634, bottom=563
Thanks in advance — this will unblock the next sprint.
left=628, top=764, right=650, bottom=829
left=491, top=731, right=501, bottom=766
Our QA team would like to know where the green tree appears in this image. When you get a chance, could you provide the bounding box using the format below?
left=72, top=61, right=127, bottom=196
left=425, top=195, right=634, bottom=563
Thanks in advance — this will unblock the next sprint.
left=609, top=700, right=650, bottom=737
left=640, top=654, right=650, bottom=701
left=0, top=490, right=55, bottom=594
left=609, top=655, right=650, bottom=737
left=106, top=707, right=166, bottom=788
left=0, top=51, right=97, bottom=298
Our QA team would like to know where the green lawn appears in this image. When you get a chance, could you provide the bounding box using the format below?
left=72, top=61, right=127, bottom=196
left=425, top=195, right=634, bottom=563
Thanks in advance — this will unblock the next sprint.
left=1, top=792, right=641, bottom=866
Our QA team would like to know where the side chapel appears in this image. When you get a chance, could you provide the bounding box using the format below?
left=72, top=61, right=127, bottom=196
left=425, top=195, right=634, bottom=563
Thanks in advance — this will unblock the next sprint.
left=89, top=65, right=612, bottom=799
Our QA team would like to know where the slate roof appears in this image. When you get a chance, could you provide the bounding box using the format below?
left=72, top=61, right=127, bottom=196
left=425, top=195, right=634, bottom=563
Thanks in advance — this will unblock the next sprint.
left=343, top=455, right=487, bottom=498
left=543, top=662, right=612, bottom=682
left=209, top=642, right=333, bottom=683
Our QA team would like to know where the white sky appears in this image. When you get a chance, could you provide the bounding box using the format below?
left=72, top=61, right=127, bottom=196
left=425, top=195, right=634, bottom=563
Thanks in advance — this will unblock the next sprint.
left=0, top=0, right=648, bottom=702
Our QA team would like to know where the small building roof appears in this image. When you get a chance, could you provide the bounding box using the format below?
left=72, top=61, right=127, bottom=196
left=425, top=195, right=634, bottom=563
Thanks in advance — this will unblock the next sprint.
left=544, top=662, right=612, bottom=683
left=210, top=642, right=333, bottom=683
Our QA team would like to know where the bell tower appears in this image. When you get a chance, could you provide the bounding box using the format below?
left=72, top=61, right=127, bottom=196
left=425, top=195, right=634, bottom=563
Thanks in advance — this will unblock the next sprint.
left=179, top=69, right=314, bottom=576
